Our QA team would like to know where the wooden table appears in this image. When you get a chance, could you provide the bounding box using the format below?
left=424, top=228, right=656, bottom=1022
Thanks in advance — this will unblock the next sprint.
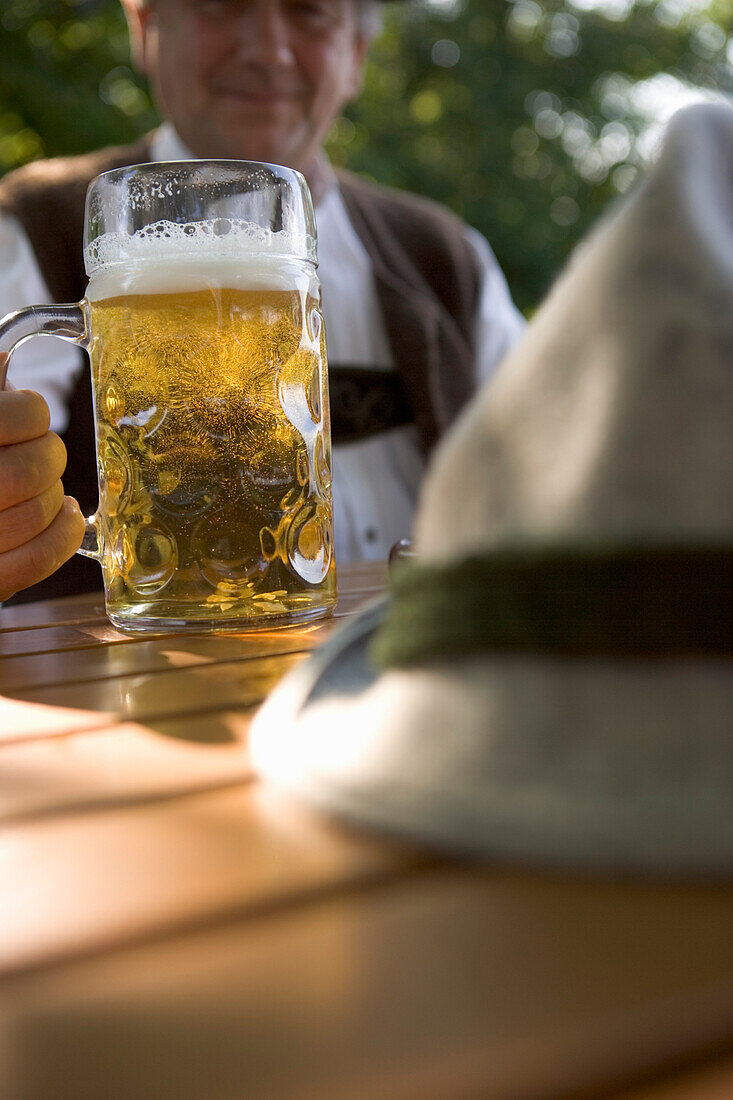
left=2, top=560, right=733, bottom=1100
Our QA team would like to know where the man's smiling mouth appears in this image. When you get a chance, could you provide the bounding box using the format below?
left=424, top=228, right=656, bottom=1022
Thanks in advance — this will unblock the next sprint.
left=211, top=84, right=303, bottom=104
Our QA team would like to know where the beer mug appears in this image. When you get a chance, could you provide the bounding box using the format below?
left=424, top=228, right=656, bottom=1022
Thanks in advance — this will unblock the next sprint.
left=0, top=161, right=336, bottom=632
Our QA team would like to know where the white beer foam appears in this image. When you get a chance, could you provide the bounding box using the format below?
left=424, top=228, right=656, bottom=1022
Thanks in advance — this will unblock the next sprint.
left=86, top=218, right=313, bottom=300
left=86, top=216, right=304, bottom=268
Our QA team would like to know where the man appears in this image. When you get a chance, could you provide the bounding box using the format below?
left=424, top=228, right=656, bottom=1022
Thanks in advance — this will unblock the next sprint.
left=0, top=0, right=524, bottom=603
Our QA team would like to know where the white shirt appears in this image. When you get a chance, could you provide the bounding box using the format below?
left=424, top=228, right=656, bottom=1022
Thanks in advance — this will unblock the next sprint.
left=2, top=125, right=525, bottom=563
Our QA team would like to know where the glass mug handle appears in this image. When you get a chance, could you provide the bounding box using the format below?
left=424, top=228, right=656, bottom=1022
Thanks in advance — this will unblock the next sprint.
left=0, top=301, right=100, bottom=559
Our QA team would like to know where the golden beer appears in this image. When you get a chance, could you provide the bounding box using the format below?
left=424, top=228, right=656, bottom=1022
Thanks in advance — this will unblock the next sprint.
left=87, top=259, right=336, bottom=630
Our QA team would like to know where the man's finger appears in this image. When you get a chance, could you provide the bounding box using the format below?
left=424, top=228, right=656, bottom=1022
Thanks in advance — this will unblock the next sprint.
left=0, top=432, right=67, bottom=510
left=0, top=497, right=85, bottom=603
left=0, top=479, right=65, bottom=554
left=0, top=389, right=50, bottom=445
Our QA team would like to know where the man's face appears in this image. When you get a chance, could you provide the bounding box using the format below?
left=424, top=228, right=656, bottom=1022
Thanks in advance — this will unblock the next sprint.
left=128, top=0, right=370, bottom=173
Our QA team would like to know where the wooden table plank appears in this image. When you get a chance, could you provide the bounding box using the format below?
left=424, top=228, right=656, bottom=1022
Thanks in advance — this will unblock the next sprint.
left=0, top=623, right=331, bottom=693
left=3, top=864, right=733, bottom=1100
left=0, top=622, right=129, bottom=658
left=0, top=696, right=114, bottom=740
left=0, top=651, right=306, bottom=739
left=0, top=712, right=256, bottom=823
left=1, top=786, right=419, bottom=977
left=0, top=592, right=105, bottom=632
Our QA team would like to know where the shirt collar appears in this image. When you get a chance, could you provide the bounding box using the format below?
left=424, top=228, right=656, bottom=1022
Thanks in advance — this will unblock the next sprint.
left=149, top=123, right=194, bottom=163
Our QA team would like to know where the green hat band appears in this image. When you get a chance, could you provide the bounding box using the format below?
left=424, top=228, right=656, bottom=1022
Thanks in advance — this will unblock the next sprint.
left=371, top=544, right=733, bottom=669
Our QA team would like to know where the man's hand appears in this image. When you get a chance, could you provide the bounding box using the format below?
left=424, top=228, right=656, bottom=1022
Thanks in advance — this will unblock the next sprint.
left=0, top=388, right=85, bottom=602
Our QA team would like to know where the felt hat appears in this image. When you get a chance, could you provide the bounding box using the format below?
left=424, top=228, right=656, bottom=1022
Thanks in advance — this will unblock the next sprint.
left=250, top=102, right=733, bottom=877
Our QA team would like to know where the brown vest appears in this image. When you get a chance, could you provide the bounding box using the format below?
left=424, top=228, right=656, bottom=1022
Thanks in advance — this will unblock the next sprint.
left=0, top=139, right=480, bottom=600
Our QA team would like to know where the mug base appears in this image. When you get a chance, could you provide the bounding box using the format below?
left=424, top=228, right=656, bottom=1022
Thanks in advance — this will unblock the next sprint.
left=106, top=600, right=335, bottom=635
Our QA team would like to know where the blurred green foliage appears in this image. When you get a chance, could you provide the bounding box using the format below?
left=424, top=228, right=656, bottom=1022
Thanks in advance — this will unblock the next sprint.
left=1, top=0, right=731, bottom=309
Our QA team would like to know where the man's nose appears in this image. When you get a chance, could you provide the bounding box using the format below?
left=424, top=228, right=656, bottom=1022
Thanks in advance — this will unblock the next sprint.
left=231, top=2, right=296, bottom=67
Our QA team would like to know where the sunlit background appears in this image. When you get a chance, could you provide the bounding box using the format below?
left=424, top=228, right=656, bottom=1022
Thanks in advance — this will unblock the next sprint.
left=1, top=0, right=731, bottom=310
